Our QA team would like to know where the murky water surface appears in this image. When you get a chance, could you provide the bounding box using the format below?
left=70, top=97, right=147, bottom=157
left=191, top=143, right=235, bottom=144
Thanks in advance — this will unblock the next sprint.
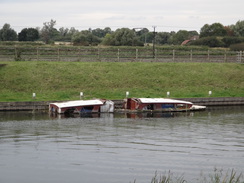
left=0, top=106, right=243, bottom=183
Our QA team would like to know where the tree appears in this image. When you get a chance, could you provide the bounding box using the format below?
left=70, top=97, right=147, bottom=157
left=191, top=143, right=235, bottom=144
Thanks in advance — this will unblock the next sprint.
left=40, top=19, right=57, bottom=44
left=54, top=27, right=78, bottom=42
left=69, top=27, right=79, bottom=35
left=71, top=30, right=101, bottom=46
left=0, top=23, right=17, bottom=41
left=188, top=30, right=199, bottom=38
left=232, top=20, right=244, bottom=37
left=102, top=33, right=115, bottom=46
left=199, top=24, right=211, bottom=38
left=224, top=26, right=235, bottom=36
left=200, top=23, right=227, bottom=38
left=170, top=30, right=189, bottom=44
left=134, top=28, right=149, bottom=44
left=18, top=28, right=39, bottom=41
left=72, top=32, right=88, bottom=45
left=102, top=28, right=143, bottom=46
left=189, top=36, right=224, bottom=47
left=92, top=27, right=112, bottom=38
left=156, top=32, right=171, bottom=44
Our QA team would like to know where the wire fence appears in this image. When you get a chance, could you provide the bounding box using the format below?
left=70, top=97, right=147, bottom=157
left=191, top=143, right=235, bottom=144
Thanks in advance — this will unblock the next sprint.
left=0, top=46, right=243, bottom=63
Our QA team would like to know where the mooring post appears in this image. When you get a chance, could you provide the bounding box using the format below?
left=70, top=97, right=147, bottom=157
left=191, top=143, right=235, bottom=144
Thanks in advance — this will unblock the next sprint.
left=32, top=93, right=36, bottom=100
left=80, top=92, right=83, bottom=99
left=209, top=91, right=212, bottom=97
left=126, top=91, right=129, bottom=98
left=167, top=91, right=170, bottom=98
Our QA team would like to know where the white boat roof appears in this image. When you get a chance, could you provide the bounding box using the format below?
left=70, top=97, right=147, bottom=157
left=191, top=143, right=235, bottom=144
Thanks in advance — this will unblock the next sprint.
left=138, top=98, right=193, bottom=105
left=50, top=99, right=104, bottom=108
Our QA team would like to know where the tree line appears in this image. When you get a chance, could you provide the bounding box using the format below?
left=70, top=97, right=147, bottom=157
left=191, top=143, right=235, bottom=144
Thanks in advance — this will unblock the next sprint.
left=0, top=19, right=244, bottom=48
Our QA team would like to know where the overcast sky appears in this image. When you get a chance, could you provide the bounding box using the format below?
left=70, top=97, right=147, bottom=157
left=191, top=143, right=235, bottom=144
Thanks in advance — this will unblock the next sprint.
left=0, top=0, right=243, bottom=33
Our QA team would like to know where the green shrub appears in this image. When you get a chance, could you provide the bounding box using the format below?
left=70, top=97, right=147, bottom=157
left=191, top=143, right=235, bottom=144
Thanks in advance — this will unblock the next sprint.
left=189, top=37, right=225, bottom=47
left=0, top=41, right=44, bottom=46
left=222, top=37, right=244, bottom=47
left=230, top=43, right=244, bottom=51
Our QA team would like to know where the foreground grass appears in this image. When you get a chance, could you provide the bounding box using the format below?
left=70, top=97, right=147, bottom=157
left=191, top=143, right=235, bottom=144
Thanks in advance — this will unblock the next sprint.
left=0, top=61, right=243, bottom=102
left=145, top=169, right=243, bottom=183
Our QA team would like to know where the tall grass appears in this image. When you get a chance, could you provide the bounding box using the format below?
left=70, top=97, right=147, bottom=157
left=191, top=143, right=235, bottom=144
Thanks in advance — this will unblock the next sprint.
left=0, top=61, right=243, bottom=101
left=132, top=169, right=243, bottom=183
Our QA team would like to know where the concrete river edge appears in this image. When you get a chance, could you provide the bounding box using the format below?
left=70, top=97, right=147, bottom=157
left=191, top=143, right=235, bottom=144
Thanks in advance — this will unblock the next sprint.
left=0, top=97, right=244, bottom=112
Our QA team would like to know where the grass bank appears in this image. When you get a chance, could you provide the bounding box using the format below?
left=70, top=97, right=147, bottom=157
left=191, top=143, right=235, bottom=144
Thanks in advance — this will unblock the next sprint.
left=0, top=61, right=243, bottom=102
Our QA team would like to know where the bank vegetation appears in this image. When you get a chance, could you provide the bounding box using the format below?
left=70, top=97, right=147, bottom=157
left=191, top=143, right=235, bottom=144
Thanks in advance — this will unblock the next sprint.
left=0, top=62, right=243, bottom=102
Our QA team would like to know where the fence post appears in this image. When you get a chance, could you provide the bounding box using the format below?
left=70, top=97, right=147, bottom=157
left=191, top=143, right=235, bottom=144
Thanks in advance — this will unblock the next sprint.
left=207, top=50, right=210, bottom=62
left=37, top=47, right=39, bottom=61
left=190, top=49, right=192, bottom=62
left=172, top=49, right=175, bottom=62
left=237, top=51, right=240, bottom=63
left=240, top=51, right=242, bottom=63
left=136, top=49, right=138, bottom=61
left=57, top=48, right=60, bottom=61
left=79, top=47, right=81, bottom=61
left=224, top=50, right=227, bottom=62
left=117, top=49, right=120, bottom=62
left=15, top=45, right=17, bottom=60
left=154, top=49, right=157, bottom=62
left=242, top=51, right=244, bottom=63
left=97, top=48, right=100, bottom=61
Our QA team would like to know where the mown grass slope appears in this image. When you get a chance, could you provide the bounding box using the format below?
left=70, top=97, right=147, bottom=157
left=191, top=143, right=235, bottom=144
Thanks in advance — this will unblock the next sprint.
left=0, top=61, right=243, bottom=101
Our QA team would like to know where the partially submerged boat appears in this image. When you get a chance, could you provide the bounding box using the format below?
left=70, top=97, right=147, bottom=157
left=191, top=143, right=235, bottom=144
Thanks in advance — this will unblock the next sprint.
left=49, top=99, right=114, bottom=114
left=123, top=98, right=206, bottom=112
left=49, top=98, right=205, bottom=114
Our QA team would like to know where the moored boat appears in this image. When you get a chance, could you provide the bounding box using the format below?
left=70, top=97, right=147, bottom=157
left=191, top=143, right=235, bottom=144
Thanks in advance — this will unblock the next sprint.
left=49, top=99, right=114, bottom=114
left=123, top=98, right=206, bottom=112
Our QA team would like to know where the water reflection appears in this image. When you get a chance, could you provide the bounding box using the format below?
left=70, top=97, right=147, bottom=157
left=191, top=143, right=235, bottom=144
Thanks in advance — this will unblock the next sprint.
left=49, top=111, right=191, bottom=119
left=0, top=106, right=243, bottom=183
left=1, top=106, right=243, bottom=121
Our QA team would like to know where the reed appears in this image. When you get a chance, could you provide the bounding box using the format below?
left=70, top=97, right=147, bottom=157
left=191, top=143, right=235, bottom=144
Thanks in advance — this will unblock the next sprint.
left=133, top=169, right=243, bottom=183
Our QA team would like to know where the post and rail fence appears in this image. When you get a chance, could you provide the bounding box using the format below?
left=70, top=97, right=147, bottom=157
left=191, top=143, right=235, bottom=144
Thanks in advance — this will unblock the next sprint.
left=0, top=46, right=243, bottom=63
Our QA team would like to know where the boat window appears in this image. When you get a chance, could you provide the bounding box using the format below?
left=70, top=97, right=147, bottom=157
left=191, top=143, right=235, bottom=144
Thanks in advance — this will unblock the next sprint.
left=80, top=106, right=94, bottom=113
left=162, top=104, right=174, bottom=109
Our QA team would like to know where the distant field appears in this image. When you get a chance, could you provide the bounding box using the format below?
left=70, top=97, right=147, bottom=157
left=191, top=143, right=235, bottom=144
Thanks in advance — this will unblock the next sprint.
left=0, top=61, right=243, bottom=102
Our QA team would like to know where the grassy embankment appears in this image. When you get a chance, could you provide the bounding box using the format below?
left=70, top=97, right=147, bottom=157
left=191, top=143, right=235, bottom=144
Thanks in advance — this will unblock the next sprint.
left=0, top=61, right=243, bottom=102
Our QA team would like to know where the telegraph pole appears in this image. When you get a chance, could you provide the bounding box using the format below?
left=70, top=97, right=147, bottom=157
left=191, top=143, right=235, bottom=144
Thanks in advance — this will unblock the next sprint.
left=152, top=26, right=156, bottom=58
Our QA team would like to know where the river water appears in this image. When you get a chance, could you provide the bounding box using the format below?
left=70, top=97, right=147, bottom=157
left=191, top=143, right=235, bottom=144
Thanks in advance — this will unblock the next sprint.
left=0, top=106, right=243, bottom=183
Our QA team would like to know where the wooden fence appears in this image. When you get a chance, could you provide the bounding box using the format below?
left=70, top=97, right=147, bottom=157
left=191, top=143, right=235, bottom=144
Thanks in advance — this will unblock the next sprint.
left=0, top=46, right=243, bottom=63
